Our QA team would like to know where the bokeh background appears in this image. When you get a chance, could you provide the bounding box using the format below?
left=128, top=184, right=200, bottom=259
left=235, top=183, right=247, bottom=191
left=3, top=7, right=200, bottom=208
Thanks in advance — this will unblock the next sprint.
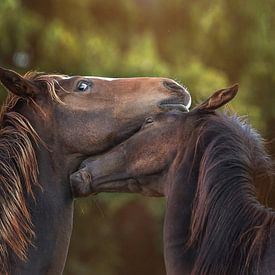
left=0, top=0, right=275, bottom=274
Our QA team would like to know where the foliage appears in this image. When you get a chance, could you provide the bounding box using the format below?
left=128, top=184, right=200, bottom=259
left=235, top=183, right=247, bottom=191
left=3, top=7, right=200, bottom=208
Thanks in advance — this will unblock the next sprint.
left=1, top=0, right=275, bottom=274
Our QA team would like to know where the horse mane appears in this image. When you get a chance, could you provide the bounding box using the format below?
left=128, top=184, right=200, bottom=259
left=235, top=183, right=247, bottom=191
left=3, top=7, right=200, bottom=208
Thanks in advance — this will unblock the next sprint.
left=186, top=113, right=275, bottom=275
left=0, top=72, right=60, bottom=273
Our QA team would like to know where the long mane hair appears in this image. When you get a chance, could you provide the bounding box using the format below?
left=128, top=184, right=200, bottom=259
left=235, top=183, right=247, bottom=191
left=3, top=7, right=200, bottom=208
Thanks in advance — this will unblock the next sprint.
left=0, top=72, right=60, bottom=273
left=182, top=112, right=275, bottom=275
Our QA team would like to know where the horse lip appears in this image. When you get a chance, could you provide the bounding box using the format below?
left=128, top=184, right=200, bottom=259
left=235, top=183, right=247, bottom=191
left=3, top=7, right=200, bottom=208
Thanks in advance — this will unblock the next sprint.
left=159, top=97, right=185, bottom=105
left=159, top=97, right=190, bottom=112
left=159, top=102, right=189, bottom=112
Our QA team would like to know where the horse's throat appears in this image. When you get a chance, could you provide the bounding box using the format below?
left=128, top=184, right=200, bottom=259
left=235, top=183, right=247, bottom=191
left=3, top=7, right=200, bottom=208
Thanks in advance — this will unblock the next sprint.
left=164, top=171, right=197, bottom=275
left=11, top=151, right=74, bottom=275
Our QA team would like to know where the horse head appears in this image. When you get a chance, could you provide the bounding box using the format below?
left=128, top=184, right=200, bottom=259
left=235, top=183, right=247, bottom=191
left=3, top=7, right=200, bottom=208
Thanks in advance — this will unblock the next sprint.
left=0, top=66, right=191, bottom=274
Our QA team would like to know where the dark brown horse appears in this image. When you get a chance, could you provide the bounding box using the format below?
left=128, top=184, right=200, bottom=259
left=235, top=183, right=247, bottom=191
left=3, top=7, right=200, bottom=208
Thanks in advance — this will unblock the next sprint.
left=71, top=85, right=275, bottom=275
left=0, top=67, right=191, bottom=274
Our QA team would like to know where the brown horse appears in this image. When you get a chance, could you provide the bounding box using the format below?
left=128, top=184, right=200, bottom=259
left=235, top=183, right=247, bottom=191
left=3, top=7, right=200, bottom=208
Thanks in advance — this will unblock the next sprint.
left=71, top=85, right=275, bottom=275
left=0, top=67, right=191, bottom=274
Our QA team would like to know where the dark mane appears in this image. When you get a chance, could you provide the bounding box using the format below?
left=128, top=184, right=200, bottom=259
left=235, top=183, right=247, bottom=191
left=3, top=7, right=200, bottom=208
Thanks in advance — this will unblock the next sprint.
left=0, top=72, right=60, bottom=273
left=185, top=112, right=275, bottom=275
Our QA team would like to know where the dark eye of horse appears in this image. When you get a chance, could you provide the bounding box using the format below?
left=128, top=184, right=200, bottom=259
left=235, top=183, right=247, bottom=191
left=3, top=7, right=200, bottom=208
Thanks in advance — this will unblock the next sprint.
left=77, top=81, right=92, bottom=92
left=145, top=117, right=154, bottom=124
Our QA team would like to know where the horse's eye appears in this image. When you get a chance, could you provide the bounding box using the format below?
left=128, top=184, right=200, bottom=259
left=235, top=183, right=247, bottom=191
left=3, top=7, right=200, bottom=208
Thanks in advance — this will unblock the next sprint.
left=77, top=81, right=92, bottom=92
left=145, top=117, right=154, bottom=124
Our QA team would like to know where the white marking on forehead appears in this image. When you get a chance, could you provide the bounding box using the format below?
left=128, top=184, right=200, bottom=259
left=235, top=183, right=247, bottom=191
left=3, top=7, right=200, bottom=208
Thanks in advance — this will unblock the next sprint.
left=57, top=75, right=122, bottom=81
left=89, top=76, right=122, bottom=81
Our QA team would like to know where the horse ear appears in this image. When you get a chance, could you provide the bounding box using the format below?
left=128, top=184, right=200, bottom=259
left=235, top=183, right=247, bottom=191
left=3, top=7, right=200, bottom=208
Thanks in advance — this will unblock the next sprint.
left=196, top=84, right=239, bottom=112
left=0, top=67, right=40, bottom=97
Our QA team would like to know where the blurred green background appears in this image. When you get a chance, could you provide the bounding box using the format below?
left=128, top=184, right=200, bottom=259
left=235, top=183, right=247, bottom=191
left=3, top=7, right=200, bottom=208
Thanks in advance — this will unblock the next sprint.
left=0, top=0, right=275, bottom=274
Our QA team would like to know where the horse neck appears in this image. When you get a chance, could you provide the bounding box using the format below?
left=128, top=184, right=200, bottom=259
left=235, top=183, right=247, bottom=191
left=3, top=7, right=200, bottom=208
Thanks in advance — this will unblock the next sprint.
left=6, top=102, right=75, bottom=274
left=163, top=116, right=275, bottom=275
left=164, top=150, right=199, bottom=275
left=9, top=146, right=74, bottom=275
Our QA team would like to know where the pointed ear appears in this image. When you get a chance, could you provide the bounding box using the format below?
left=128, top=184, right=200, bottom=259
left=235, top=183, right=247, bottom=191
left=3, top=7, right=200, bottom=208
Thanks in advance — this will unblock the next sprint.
left=0, top=67, right=41, bottom=97
left=196, top=84, right=239, bottom=112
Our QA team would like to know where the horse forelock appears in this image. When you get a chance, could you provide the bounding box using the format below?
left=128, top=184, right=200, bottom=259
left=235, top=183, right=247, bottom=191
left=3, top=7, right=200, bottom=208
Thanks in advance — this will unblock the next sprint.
left=182, top=113, right=274, bottom=275
left=24, top=71, right=64, bottom=103
left=0, top=71, right=60, bottom=273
